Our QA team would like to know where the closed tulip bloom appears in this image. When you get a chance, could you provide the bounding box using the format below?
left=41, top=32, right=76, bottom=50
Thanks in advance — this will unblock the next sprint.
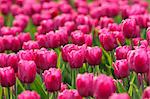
left=127, top=48, right=149, bottom=73
left=86, top=46, right=102, bottom=65
left=142, top=87, right=150, bottom=99
left=56, top=28, right=69, bottom=45
left=77, top=25, right=90, bottom=34
left=46, top=31, right=60, bottom=48
left=76, top=73, right=94, bottom=97
left=71, top=30, right=85, bottom=45
left=99, top=31, right=116, bottom=51
left=18, top=50, right=36, bottom=61
left=18, top=90, right=40, bottom=99
left=64, top=21, right=76, bottom=34
left=18, top=60, right=36, bottom=83
left=84, top=34, right=92, bottom=46
left=67, top=49, right=85, bottom=68
left=7, top=54, right=19, bottom=72
left=61, top=44, right=78, bottom=62
left=99, top=17, right=114, bottom=28
left=32, top=14, right=42, bottom=26
left=60, top=83, right=68, bottom=92
left=43, top=68, right=62, bottom=92
left=0, top=67, right=16, bottom=87
left=109, top=93, right=130, bottom=99
left=17, top=33, right=31, bottom=46
left=94, top=74, right=116, bottom=99
left=35, top=50, right=57, bottom=70
left=22, top=41, right=40, bottom=50
left=122, top=19, right=140, bottom=38
left=0, top=37, right=5, bottom=52
left=36, top=34, right=48, bottom=48
left=58, top=89, right=82, bottom=99
left=113, top=59, right=129, bottom=78
left=0, top=53, right=8, bottom=67
left=115, top=46, right=131, bottom=60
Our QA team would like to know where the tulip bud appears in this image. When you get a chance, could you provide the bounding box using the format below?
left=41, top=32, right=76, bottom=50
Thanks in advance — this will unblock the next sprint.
left=43, top=68, right=62, bottom=92
left=36, top=34, right=48, bottom=48
left=127, top=48, right=149, bottom=73
left=86, top=46, right=102, bottom=65
left=0, top=67, right=16, bottom=87
left=113, top=59, right=129, bottom=78
left=115, top=46, right=131, bottom=60
left=35, top=50, right=57, bottom=70
left=71, top=30, right=85, bottom=46
left=77, top=25, right=90, bottom=34
left=18, top=60, right=36, bottom=83
left=67, top=49, right=85, bottom=68
left=58, top=89, right=82, bottom=99
left=76, top=73, right=94, bottom=97
left=18, top=90, right=40, bottom=99
left=32, top=14, right=42, bottom=26
left=109, top=93, right=130, bottom=99
left=61, top=44, right=78, bottom=62
left=94, top=74, right=116, bottom=99
left=22, top=41, right=40, bottom=50
left=122, top=19, right=140, bottom=38
left=142, top=87, right=150, bottom=99
left=64, top=21, right=76, bottom=34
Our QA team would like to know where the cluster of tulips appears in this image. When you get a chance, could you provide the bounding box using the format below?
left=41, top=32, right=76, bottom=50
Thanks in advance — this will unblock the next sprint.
left=1, top=0, right=150, bottom=99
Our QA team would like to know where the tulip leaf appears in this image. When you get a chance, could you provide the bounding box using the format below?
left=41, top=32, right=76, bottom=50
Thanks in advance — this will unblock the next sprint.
left=30, top=74, right=47, bottom=98
left=128, top=72, right=136, bottom=97
left=116, top=81, right=126, bottom=93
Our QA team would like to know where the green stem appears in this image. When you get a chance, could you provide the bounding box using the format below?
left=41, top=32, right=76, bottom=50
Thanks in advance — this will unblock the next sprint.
left=8, top=87, right=10, bottom=99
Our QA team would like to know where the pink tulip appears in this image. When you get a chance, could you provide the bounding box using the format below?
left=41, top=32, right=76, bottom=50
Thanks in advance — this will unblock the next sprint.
left=18, top=90, right=40, bottom=99
left=109, top=93, right=130, bottom=99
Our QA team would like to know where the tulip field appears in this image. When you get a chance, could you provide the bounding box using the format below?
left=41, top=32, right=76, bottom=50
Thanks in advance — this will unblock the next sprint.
left=2, top=0, right=150, bottom=99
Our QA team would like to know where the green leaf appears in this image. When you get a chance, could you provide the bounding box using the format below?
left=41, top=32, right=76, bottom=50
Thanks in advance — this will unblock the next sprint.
left=30, top=74, right=47, bottom=98
left=128, top=72, right=136, bottom=96
left=116, top=81, right=126, bottom=93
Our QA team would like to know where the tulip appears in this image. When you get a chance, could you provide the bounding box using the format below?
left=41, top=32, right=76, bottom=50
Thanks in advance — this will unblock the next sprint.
left=17, top=50, right=36, bottom=61
left=86, top=46, right=102, bottom=65
left=67, top=48, right=85, bottom=68
left=43, top=68, right=62, bottom=92
left=18, top=60, right=36, bottom=83
left=94, top=74, right=116, bottom=99
left=0, top=53, right=8, bottom=67
left=99, top=31, right=122, bottom=51
left=60, top=83, right=68, bottom=92
left=127, top=48, right=149, bottom=73
left=56, top=28, right=69, bottom=45
left=17, top=33, right=31, bottom=46
left=84, top=34, right=92, bottom=46
left=32, top=14, right=42, bottom=26
left=64, top=21, right=76, bottom=34
left=142, top=87, right=150, bottom=99
left=122, top=19, right=140, bottom=38
left=0, top=37, right=5, bottom=52
left=36, top=34, right=48, bottom=48
left=46, top=31, right=60, bottom=48
left=58, top=89, right=82, bottom=99
left=61, top=44, right=78, bottom=62
left=115, top=46, right=131, bottom=60
left=0, top=67, right=16, bottom=87
left=7, top=54, right=19, bottom=72
left=99, top=17, right=114, bottom=28
left=76, top=73, right=94, bottom=97
left=35, top=50, right=57, bottom=70
left=71, top=30, right=85, bottom=46
left=113, top=59, right=129, bottom=78
left=0, top=16, right=4, bottom=27
left=22, top=41, right=40, bottom=50
left=77, top=25, right=90, bottom=34
left=18, top=90, right=40, bottom=99
left=109, top=93, right=130, bottom=99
